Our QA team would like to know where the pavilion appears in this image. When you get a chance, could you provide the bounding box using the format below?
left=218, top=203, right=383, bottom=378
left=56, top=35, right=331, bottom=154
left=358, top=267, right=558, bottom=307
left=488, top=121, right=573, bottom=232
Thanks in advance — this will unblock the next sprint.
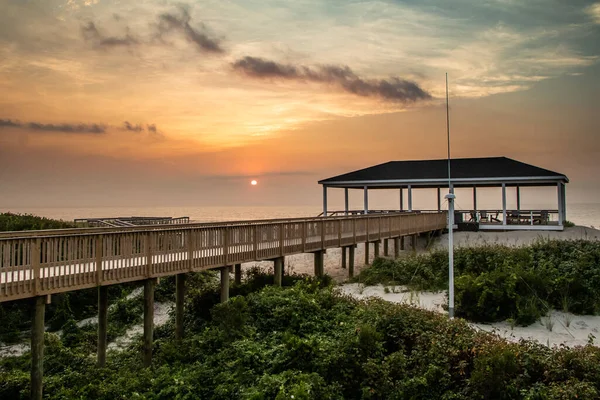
left=318, top=157, right=569, bottom=231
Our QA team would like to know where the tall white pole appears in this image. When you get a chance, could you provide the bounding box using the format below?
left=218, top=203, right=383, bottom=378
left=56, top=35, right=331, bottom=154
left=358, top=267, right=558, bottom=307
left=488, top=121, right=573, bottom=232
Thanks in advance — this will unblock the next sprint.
left=444, top=72, right=455, bottom=319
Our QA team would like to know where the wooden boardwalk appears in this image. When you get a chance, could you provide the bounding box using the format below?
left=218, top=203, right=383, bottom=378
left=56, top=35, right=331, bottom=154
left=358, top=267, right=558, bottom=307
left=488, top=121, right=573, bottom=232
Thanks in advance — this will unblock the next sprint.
left=0, top=212, right=446, bottom=303
left=1, top=211, right=447, bottom=399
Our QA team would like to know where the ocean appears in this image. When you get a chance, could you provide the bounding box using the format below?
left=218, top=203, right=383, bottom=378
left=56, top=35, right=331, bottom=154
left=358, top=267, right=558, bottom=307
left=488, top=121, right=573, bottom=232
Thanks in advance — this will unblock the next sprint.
left=2, top=203, right=600, bottom=229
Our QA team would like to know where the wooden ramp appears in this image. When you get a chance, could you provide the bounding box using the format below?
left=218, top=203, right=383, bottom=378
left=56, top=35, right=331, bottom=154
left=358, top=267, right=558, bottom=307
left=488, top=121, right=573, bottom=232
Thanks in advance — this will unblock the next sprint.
left=0, top=212, right=447, bottom=303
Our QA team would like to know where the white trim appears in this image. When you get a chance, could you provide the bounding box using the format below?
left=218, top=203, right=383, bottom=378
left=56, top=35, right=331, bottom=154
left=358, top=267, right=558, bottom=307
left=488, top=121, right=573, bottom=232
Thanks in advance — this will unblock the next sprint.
left=479, top=224, right=564, bottom=232
left=319, top=175, right=568, bottom=186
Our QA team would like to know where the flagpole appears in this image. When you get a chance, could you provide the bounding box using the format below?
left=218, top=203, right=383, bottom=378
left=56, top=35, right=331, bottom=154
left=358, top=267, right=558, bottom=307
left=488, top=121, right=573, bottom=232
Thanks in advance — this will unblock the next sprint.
left=444, top=72, right=455, bottom=319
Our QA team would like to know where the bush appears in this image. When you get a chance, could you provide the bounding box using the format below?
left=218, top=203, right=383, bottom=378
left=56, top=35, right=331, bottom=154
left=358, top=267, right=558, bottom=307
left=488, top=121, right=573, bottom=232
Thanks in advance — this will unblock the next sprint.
left=0, top=212, right=75, bottom=232
left=3, top=282, right=600, bottom=399
left=355, top=240, right=600, bottom=324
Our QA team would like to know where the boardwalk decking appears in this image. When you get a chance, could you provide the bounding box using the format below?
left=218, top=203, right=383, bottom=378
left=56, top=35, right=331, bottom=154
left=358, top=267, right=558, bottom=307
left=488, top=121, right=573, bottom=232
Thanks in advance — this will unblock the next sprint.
left=0, top=212, right=447, bottom=303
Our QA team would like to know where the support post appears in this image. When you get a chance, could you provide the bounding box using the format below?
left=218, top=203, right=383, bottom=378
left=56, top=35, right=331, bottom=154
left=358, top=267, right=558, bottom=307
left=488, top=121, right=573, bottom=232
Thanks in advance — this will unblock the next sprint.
left=557, top=182, right=563, bottom=224
left=374, top=241, right=380, bottom=258
left=175, top=273, right=185, bottom=340
left=143, top=278, right=156, bottom=367
left=393, top=237, right=400, bottom=258
left=400, top=236, right=405, bottom=250
left=561, top=182, right=567, bottom=222
left=322, top=185, right=328, bottom=217
left=97, top=286, right=108, bottom=367
left=383, top=239, right=389, bottom=256
left=344, top=188, right=349, bottom=216
left=348, top=246, right=355, bottom=278
left=408, top=185, right=413, bottom=212
left=234, top=264, right=242, bottom=285
left=400, top=188, right=404, bottom=211
left=516, top=186, right=521, bottom=212
left=473, top=186, right=477, bottom=211
left=274, top=257, right=283, bottom=286
left=364, top=242, right=370, bottom=265
left=220, top=266, right=230, bottom=303
left=363, top=186, right=368, bottom=215
left=437, top=187, right=441, bottom=211
left=502, top=183, right=507, bottom=225
left=341, top=247, right=347, bottom=269
left=313, top=251, right=324, bottom=277
left=411, top=235, right=417, bottom=252
left=31, top=296, right=45, bottom=400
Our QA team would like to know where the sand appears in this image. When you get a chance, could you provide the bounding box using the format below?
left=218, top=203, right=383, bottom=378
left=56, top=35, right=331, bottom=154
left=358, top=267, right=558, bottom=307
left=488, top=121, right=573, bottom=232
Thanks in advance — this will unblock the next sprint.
left=433, top=225, right=600, bottom=249
left=338, top=283, right=600, bottom=348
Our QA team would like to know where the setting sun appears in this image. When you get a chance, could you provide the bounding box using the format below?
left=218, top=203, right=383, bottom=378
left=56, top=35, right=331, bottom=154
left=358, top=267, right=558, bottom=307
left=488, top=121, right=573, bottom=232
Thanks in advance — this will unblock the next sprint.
left=251, top=180, right=258, bottom=186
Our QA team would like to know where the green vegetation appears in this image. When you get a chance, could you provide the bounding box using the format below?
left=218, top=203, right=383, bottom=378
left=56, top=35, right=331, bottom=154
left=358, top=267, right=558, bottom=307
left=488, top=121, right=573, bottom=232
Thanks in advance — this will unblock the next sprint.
left=355, top=240, right=600, bottom=325
left=0, top=212, right=76, bottom=232
left=2, top=270, right=600, bottom=399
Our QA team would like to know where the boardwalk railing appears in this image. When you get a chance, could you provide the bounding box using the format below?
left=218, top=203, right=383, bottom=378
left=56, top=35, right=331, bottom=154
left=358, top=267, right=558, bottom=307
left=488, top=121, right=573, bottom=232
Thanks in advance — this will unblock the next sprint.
left=0, top=212, right=447, bottom=303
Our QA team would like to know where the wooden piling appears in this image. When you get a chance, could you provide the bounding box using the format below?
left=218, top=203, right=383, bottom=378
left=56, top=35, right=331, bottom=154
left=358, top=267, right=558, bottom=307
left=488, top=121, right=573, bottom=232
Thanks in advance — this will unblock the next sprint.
left=313, top=251, right=324, bottom=277
left=374, top=241, right=380, bottom=258
left=234, top=264, right=242, bottom=285
left=365, top=242, right=370, bottom=265
left=220, top=266, right=230, bottom=303
left=394, top=237, right=400, bottom=258
left=400, top=236, right=405, bottom=250
left=274, top=257, right=283, bottom=286
left=348, top=246, right=355, bottom=278
left=411, top=235, right=417, bottom=251
left=384, top=239, right=389, bottom=256
left=341, top=247, right=347, bottom=269
left=175, top=274, right=186, bottom=341
left=97, top=286, right=108, bottom=367
left=143, top=278, right=156, bottom=367
left=31, top=296, right=45, bottom=400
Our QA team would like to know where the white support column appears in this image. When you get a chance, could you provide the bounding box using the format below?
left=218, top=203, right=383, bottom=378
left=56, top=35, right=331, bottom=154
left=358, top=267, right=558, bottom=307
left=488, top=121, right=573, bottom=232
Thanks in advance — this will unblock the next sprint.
left=363, top=186, right=368, bottom=215
left=408, top=185, right=413, bottom=212
left=437, top=187, right=441, bottom=211
left=473, top=187, right=477, bottom=211
left=516, top=186, right=521, bottom=212
left=399, top=188, right=404, bottom=211
left=344, top=188, right=349, bottom=216
left=557, top=182, right=564, bottom=224
left=561, top=182, right=567, bottom=222
left=322, top=185, right=328, bottom=217
left=502, top=183, right=507, bottom=225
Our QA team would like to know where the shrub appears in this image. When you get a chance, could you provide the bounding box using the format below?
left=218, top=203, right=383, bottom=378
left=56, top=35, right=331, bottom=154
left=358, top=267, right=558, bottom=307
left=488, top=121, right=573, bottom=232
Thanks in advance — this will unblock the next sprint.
left=355, top=240, right=600, bottom=324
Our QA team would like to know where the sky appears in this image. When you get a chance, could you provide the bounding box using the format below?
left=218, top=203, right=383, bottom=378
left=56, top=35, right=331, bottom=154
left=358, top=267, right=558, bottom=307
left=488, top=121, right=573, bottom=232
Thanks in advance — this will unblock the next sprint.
left=0, top=0, right=599, bottom=210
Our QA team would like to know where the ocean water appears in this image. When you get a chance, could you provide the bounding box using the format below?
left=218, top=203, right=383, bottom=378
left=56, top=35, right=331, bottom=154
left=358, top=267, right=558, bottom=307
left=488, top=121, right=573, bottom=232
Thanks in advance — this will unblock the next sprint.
left=3, top=203, right=600, bottom=229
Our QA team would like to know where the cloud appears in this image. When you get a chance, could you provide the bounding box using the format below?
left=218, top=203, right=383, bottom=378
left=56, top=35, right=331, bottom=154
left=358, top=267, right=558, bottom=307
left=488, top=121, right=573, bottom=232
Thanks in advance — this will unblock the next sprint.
left=1, top=119, right=161, bottom=135
left=81, top=21, right=139, bottom=48
left=587, top=3, right=600, bottom=24
left=123, top=121, right=143, bottom=132
left=1, top=119, right=106, bottom=134
left=232, top=56, right=431, bottom=102
left=157, top=6, right=224, bottom=53
left=122, top=121, right=161, bottom=135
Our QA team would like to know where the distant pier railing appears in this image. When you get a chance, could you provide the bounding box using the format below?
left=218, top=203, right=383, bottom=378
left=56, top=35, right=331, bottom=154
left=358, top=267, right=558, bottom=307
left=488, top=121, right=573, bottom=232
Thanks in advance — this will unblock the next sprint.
left=74, top=216, right=190, bottom=227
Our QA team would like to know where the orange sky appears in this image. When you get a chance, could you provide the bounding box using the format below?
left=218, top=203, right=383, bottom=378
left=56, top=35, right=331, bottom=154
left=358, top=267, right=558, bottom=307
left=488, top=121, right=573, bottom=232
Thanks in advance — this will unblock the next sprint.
left=0, top=0, right=599, bottom=208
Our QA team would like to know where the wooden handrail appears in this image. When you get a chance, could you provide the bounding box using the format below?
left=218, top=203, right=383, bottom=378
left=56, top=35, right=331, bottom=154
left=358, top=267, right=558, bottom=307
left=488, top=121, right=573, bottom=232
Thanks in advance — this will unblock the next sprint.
left=0, top=212, right=447, bottom=303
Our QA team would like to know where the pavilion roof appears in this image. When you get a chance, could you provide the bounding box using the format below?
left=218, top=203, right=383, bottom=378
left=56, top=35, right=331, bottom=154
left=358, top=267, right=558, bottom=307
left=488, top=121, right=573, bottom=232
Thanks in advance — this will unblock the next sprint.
left=318, top=157, right=568, bottom=188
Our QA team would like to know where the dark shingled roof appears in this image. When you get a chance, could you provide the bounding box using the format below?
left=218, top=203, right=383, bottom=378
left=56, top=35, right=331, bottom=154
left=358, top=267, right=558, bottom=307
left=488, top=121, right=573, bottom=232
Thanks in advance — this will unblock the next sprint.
left=319, top=157, right=568, bottom=186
